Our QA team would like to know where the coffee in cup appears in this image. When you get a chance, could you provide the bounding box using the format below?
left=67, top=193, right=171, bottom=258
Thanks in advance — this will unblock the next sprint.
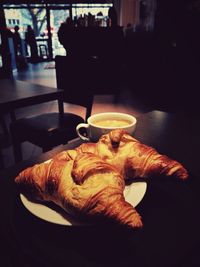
left=76, top=112, right=137, bottom=142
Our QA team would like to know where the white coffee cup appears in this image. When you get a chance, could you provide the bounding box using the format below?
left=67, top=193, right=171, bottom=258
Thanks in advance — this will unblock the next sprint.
left=76, top=112, right=137, bottom=142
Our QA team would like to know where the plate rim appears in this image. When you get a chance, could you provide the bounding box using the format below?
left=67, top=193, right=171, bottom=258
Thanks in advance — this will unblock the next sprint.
left=20, top=181, right=147, bottom=226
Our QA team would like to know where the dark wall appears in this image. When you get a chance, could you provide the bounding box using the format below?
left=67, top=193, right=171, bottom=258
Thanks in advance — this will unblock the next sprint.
left=123, top=0, right=200, bottom=113
left=153, top=0, right=200, bottom=111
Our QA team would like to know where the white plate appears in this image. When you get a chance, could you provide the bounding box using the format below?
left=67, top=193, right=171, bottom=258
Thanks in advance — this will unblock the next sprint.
left=20, top=182, right=147, bottom=226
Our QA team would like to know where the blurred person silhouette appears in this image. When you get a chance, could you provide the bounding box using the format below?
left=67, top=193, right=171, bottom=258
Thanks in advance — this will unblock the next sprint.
left=0, top=26, right=14, bottom=78
left=58, top=17, right=75, bottom=55
left=25, top=25, right=38, bottom=63
left=13, top=25, right=27, bottom=69
left=125, top=23, right=133, bottom=38
left=13, top=26, right=22, bottom=60
left=108, top=6, right=118, bottom=27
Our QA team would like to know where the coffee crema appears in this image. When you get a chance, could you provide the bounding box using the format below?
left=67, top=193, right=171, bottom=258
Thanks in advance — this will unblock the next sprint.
left=93, top=119, right=131, bottom=127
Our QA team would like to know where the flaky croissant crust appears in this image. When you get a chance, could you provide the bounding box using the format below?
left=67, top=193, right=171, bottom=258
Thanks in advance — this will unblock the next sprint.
left=76, top=129, right=189, bottom=180
left=15, top=151, right=142, bottom=228
left=15, top=129, right=188, bottom=229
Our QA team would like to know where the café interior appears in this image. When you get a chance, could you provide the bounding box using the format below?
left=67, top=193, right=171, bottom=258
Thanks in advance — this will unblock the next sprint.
left=0, top=0, right=199, bottom=169
left=0, top=1, right=200, bottom=266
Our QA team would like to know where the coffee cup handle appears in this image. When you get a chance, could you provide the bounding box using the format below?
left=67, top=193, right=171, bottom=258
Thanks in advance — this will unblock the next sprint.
left=76, top=123, right=90, bottom=141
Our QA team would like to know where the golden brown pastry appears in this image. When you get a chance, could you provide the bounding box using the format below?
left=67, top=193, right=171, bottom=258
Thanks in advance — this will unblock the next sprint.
left=15, top=151, right=142, bottom=228
left=76, top=129, right=188, bottom=180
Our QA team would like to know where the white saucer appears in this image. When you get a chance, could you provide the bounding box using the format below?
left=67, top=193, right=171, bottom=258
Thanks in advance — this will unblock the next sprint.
left=20, top=181, right=147, bottom=226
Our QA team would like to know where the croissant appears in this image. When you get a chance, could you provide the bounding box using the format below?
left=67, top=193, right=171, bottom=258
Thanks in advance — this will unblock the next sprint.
left=76, top=129, right=188, bottom=180
left=15, top=151, right=142, bottom=228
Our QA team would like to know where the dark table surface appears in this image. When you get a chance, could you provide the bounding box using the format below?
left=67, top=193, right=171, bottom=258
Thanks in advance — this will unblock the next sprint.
left=0, top=110, right=200, bottom=267
left=0, top=79, right=64, bottom=121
